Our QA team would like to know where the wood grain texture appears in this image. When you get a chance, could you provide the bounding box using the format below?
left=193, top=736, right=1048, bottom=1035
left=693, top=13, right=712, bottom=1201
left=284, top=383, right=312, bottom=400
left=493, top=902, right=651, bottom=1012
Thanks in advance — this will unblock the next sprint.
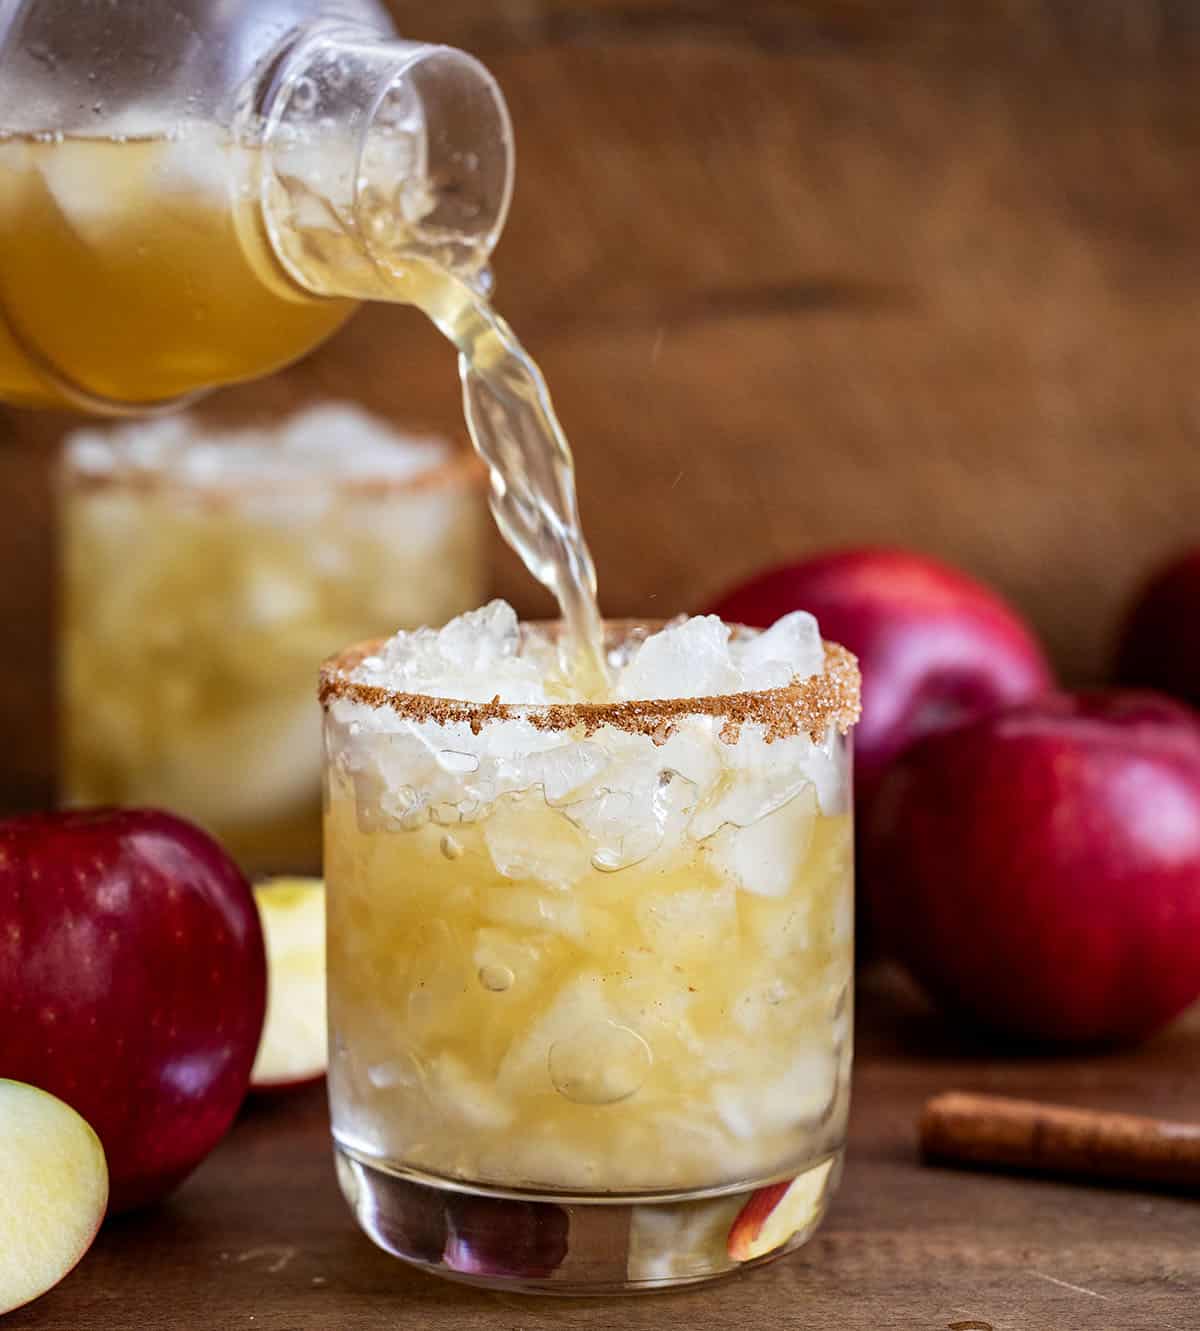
left=5, top=971, right=1198, bottom=1331
left=5, top=0, right=1200, bottom=803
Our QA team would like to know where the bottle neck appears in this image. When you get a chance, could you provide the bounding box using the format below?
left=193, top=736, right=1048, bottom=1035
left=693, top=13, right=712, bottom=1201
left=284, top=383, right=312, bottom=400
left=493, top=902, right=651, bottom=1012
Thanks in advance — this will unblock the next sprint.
left=250, top=24, right=513, bottom=304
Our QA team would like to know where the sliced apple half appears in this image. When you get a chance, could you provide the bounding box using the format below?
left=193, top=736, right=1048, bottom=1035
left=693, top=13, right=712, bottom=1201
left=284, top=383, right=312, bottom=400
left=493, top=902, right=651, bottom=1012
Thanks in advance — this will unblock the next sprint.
left=250, top=878, right=327, bottom=1091
left=727, top=1157, right=834, bottom=1263
left=0, top=1080, right=109, bottom=1314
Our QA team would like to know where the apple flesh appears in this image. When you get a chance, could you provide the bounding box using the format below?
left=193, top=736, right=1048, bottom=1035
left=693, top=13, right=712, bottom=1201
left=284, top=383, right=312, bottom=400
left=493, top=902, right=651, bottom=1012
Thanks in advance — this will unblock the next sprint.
left=250, top=878, right=327, bottom=1092
left=0, top=809, right=266, bottom=1211
left=1114, top=549, right=1200, bottom=710
left=867, top=692, right=1200, bottom=1045
left=0, top=1080, right=108, bottom=1315
left=708, top=548, right=1053, bottom=808
left=727, top=1158, right=834, bottom=1262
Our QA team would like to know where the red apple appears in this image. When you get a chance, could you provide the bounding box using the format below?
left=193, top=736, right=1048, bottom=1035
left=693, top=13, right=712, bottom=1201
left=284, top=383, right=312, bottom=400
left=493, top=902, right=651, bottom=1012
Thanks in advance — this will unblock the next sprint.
left=709, top=549, right=1054, bottom=810
left=866, top=692, right=1200, bottom=1045
left=1114, top=549, right=1200, bottom=710
left=0, top=809, right=266, bottom=1211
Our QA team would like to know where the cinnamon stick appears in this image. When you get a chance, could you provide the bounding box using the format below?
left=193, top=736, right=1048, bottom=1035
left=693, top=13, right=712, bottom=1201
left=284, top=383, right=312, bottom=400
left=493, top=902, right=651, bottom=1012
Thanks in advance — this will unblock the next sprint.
left=920, top=1092, right=1200, bottom=1191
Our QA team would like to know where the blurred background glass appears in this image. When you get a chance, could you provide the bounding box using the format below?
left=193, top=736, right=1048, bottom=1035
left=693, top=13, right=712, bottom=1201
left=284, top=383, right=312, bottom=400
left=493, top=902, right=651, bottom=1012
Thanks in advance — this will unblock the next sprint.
left=57, top=404, right=485, bottom=874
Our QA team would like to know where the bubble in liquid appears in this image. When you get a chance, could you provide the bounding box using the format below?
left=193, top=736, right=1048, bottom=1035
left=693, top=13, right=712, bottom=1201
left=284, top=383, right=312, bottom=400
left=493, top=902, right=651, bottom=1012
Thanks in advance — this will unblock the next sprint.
left=292, top=76, right=318, bottom=114
left=437, top=750, right=480, bottom=775
left=548, top=1022, right=652, bottom=1105
left=440, top=834, right=463, bottom=860
left=478, top=964, right=514, bottom=993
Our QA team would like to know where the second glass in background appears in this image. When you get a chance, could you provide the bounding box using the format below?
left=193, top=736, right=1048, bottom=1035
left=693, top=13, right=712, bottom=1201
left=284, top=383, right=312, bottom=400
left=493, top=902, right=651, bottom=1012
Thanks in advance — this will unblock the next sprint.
left=58, top=402, right=487, bottom=875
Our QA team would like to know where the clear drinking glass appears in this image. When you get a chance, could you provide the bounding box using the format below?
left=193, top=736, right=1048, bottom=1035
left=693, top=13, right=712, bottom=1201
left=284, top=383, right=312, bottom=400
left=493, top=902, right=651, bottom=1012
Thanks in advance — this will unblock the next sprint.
left=321, top=621, right=860, bottom=1293
left=59, top=405, right=487, bottom=876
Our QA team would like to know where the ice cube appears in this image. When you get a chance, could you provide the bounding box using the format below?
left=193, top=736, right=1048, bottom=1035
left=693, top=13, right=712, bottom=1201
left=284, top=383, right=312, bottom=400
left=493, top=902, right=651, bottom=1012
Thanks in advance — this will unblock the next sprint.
left=480, top=884, right=587, bottom=940
left=711, top=1044, right=837, bottom=1139
left=734, top=611, right=824, bottom=691
left=495, top=971, right=621, bottom=1096
left=705, top=784, right=818, bottom=897
left=527, top=741, right=609, bottom=804
left=740, top=894, right=814, bottom=962
left=617, top=616, right=740, bottom=701
left=425, top=1052, right=514, bottom=1131
left=709, top=1085, right=758, bottom=1140
left=483, top=796, right=590, bottom=889
left=367, top=1050, right=425, bottom=1092
left=693, top=733, right=823, bottom=837
left=635, top=882, right=738, bottom=965
left=564, top=786, right=662, bottom=871
left=562, top=755, right=698, bottom=872
left=358, top=601, right=549, bottom=704
left=653, top=726, right=723, bottom=799
left=437, top=599, right=520, bottom=671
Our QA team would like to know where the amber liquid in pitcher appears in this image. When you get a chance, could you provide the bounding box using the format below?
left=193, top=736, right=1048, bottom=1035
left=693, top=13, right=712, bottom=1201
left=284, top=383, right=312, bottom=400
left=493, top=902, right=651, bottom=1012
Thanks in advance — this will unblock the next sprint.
left=0, top=134, right=356, bottom=408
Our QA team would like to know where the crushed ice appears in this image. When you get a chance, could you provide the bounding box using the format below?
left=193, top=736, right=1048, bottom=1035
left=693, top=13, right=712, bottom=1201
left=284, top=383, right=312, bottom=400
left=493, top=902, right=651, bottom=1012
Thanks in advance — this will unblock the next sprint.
left=349, top=600, right=825, bottom=705
left=334, top=600, right=844, bottom=867
left=65, top=401, right=448, bottom=487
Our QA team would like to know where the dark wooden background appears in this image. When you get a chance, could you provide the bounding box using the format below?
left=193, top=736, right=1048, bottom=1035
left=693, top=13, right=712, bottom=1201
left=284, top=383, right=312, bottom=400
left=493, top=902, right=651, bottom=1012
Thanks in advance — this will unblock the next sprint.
left=5, top=0, right=1200, bottom=808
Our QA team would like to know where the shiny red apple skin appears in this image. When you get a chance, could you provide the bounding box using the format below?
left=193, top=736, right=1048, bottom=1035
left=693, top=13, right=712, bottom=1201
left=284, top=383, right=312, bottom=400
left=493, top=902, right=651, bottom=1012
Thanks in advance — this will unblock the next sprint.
left=707, top=548, right=1054, bottom=808
left=1114, top=549, right=1200, bottom=710
left=867, top=692, right=1200, bottom=1046
left=726, top=1179, right=790, bottom=1261
left=0, top=809, right=266, bottom=1211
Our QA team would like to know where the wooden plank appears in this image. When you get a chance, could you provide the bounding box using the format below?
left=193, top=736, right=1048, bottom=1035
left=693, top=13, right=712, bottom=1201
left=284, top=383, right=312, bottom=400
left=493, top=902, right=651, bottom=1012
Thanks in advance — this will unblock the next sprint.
left=5, top=972, right=1197, bottom=1330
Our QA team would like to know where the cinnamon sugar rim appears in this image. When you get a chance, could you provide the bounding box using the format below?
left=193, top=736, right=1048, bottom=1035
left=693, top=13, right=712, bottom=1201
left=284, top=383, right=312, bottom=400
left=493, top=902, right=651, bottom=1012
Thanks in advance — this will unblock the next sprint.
left=63, top=445, right=486, bottom=499
left=319, top=624, right=861, bottom=745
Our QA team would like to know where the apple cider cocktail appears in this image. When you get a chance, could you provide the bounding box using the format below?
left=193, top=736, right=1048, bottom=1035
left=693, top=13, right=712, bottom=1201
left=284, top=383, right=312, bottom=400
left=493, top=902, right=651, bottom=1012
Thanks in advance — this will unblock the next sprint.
left=321, top=601, right=859, bottom=1291
left=59, top=404, right=485, bottom=877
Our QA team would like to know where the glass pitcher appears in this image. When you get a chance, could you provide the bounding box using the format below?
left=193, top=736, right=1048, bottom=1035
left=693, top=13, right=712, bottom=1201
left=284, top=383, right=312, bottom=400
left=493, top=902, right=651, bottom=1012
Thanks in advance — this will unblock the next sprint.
left=0, top=0, right=513, bottom=412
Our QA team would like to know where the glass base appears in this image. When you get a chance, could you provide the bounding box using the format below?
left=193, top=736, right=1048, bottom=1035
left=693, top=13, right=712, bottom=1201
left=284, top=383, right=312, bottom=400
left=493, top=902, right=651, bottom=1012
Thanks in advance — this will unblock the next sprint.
left=334, top=1145, right=842, bottom=1295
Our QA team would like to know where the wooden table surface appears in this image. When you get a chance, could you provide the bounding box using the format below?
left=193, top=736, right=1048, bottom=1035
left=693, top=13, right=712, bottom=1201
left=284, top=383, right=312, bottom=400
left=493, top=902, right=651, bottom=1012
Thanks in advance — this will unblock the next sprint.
left=8, top=970, right=1197, bottom=1331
